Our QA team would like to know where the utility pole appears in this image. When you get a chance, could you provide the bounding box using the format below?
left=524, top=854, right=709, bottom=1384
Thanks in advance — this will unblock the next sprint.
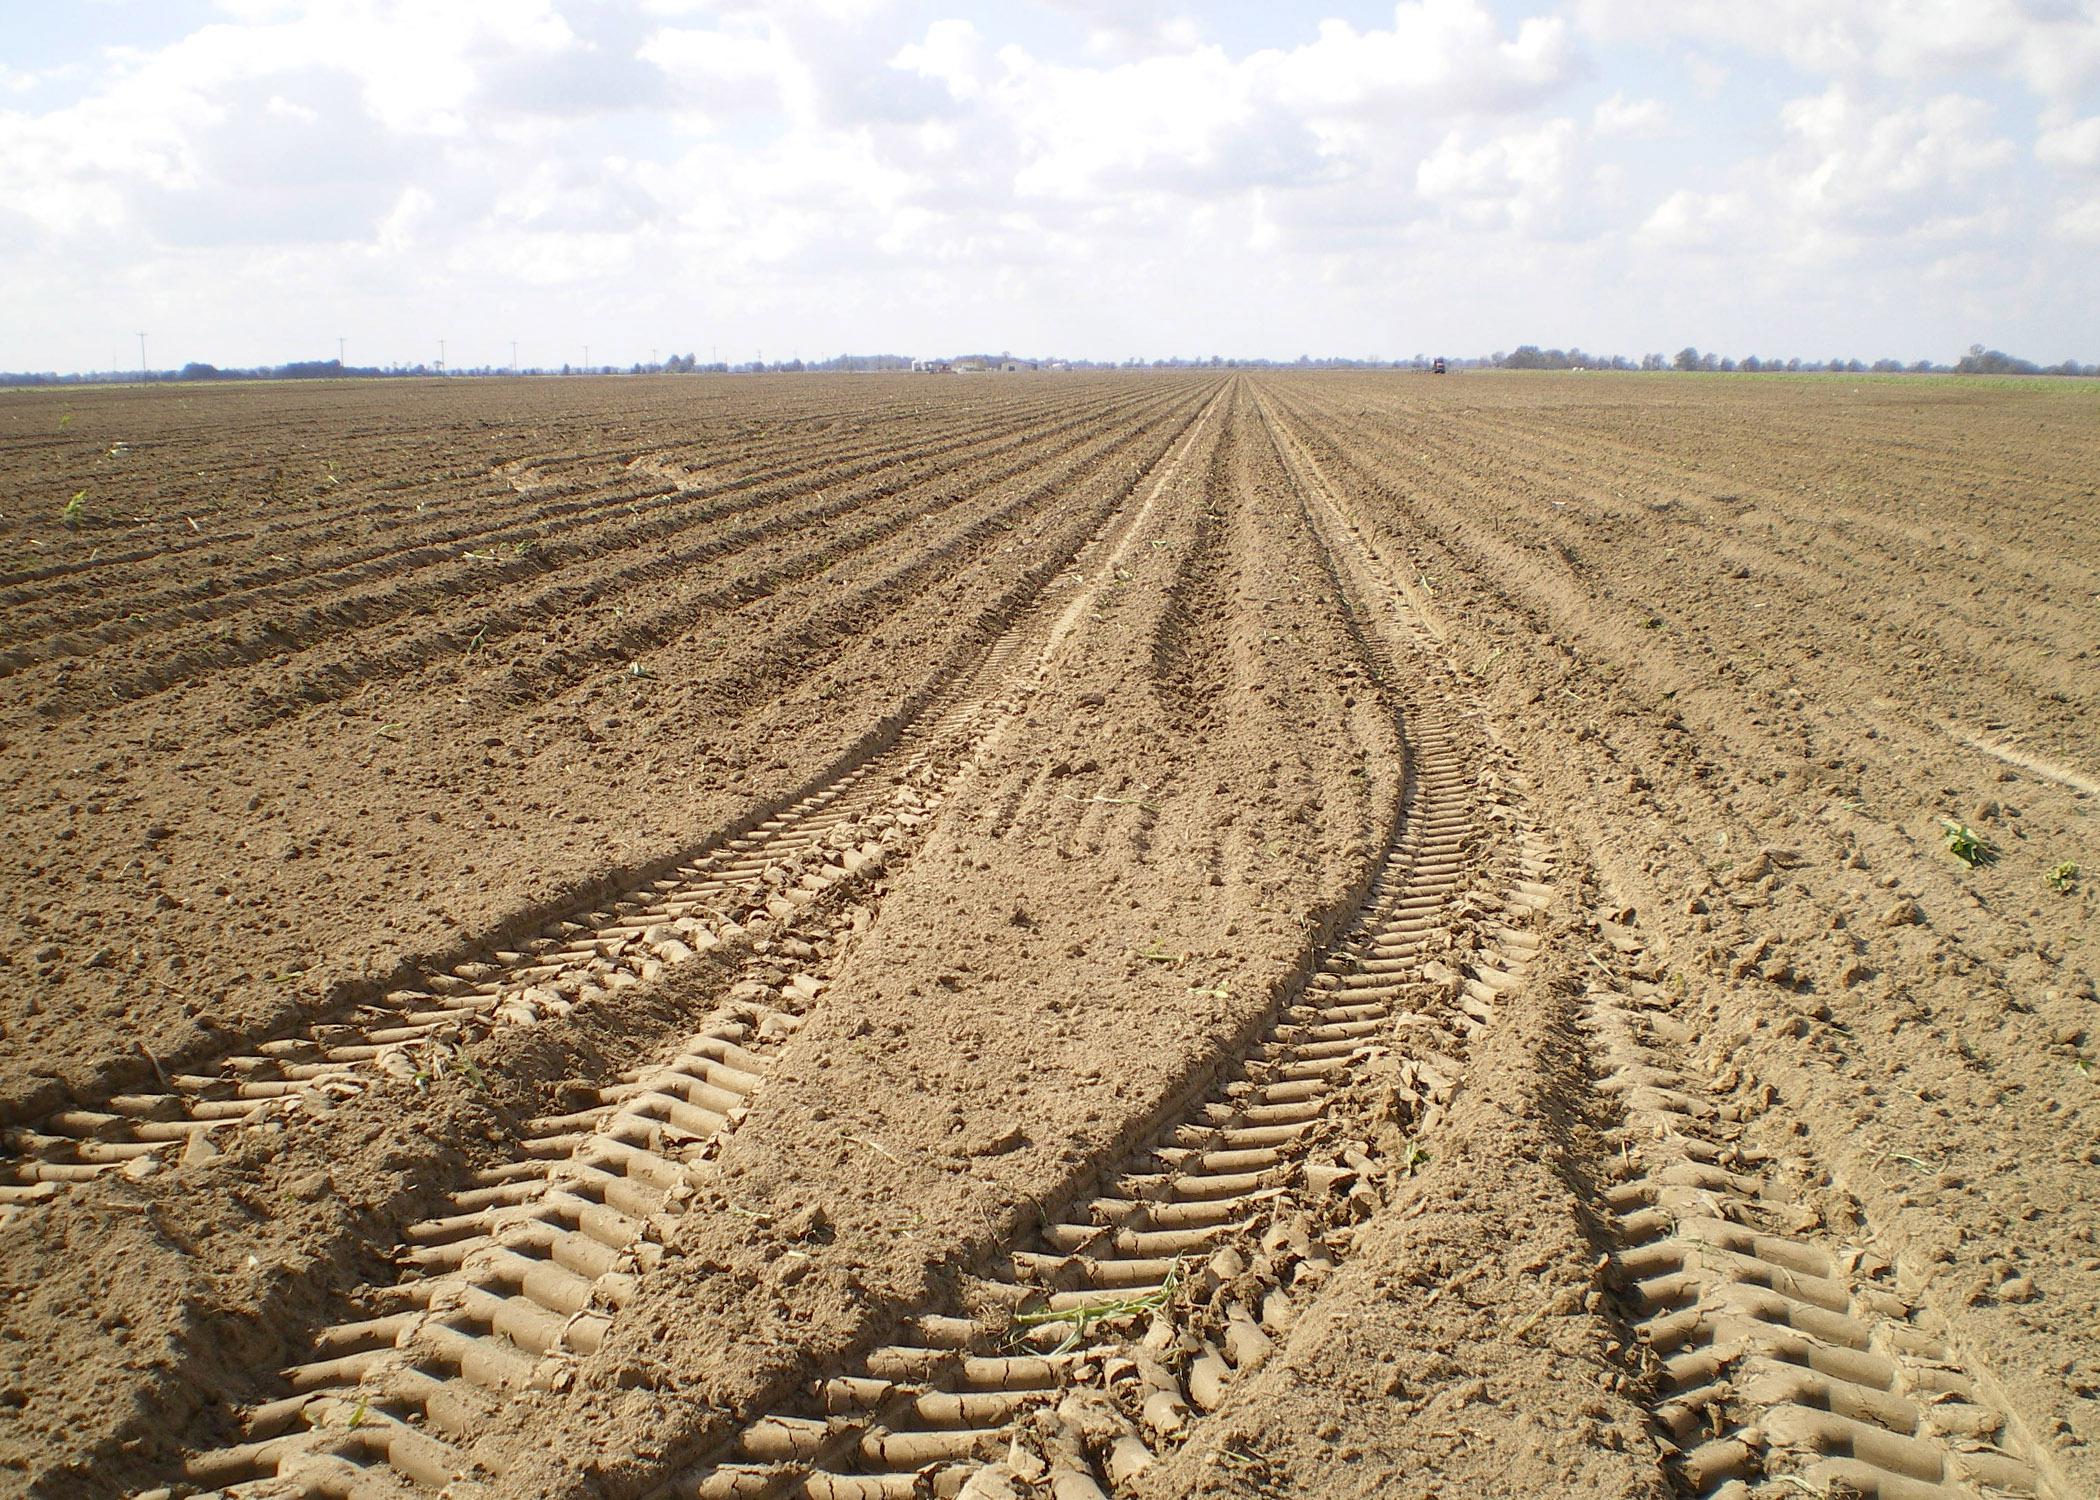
left=511, top=340, right=518, bottom=374
left=137, top=332, right=148, bottom=381
left=337, top=336, right=345, bottom=367
left=437, top=338, right=446, bottom=374
left=651, top=347, right=658, bottom=371
left=583, top=344, right=590, bottom=373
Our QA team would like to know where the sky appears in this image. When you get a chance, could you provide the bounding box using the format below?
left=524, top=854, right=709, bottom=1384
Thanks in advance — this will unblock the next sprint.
left=2, top=0, right=2097, bottom=372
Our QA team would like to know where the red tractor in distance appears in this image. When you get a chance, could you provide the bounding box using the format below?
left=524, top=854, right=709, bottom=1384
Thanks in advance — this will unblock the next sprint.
left=1431, top=356, right=1447, bottom=374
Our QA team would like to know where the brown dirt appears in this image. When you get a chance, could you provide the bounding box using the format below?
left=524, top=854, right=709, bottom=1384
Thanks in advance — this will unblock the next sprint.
left=0, top=370, right=2093, bottom=1500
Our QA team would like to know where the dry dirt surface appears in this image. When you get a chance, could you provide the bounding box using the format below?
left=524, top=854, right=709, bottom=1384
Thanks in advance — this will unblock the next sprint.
left=0, top=370, right=2093, bottom=1500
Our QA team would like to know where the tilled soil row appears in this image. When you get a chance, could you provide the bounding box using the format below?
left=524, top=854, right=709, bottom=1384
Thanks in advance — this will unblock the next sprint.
left=82, top=390, right=1233, bottom=1497
left=0, top=379, right=1094, bottom=608
left=4, top=383, right=1166, bottom=721
left=12, top=373, right=2091, bottom=1500
left=0, top=380, right=1212, bottom=1119
left=167, top=792, right=922, bottom=1499
left=1, top=391, right=1224, bottom=1212
left=582, top=381, right=1551, bottom=1500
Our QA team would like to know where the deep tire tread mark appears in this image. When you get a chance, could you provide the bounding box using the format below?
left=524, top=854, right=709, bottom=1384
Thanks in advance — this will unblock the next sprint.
left=1583, top=919, right=2053, bottom=1500
left=645, top=386, right=1558, bottom=1500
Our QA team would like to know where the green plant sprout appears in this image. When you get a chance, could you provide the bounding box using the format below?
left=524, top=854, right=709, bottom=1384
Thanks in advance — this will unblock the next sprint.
left=1010, top=1262, right=1182, bottom=1354
left=413, top=1041, right=486, bottom=1091
left=2046, top=861, right=2079, bottom=894
left=60, top=491, right=86, bottom=528
left=1939, top=819, right=1996, bottom=866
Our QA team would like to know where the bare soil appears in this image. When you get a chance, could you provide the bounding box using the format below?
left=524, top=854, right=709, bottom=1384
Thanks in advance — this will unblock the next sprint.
left=0, top=370, right=2092, bottom=1500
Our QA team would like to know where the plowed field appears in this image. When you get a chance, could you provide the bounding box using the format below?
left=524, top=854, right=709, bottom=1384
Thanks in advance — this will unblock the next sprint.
left=1, top=371, right=2094, bottom=1500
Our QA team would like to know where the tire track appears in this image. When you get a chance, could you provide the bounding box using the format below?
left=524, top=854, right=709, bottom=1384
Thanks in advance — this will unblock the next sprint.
left=139, top=387, right=1232, bottom=1497
left=634, top=385, right=1554, bottom=1500
left=1582, top=914, right=2058, bottom=1500
left=652, top=714, right=1548, bottom=1500
left=1257, top=376, right=2091, bottom=1494
left=0, top=390, right=1222, bottom=1220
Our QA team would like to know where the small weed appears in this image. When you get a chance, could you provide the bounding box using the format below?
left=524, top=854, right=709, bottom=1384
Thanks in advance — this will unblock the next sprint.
left=466, top=624, right=488, bottom=654
left=1010, top=1262, right=1181, bottom=1354
left=1939, top=819, right=1996, bottom=866
left=1400, top=1141, right=1430, bottom=1176
left=1088, top=794, right=1158, bottom=813
left=60, top=491, right=86, bottom=528
left=627, top=660, right=652, bottom=680
left=2046, top=861, right=2079, bottom=895
left=1134, top=945, right=1187, bottom=967
left=2074, top=1055, right=2091, bottom=1076
left=347, top=1394, right=368, bottom=1429
left=413, top=1040, right=486, bottom=1091
left=1187, top=982, right=1230, bottom=1000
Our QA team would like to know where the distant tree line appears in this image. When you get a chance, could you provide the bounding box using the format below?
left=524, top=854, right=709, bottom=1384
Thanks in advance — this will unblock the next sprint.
left=3, top=343, right=2093, bottom=387
left=1481, top=343, right=2096, bottom=377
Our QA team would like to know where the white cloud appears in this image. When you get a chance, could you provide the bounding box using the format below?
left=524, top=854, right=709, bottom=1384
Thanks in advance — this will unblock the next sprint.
left=1778, top=87, right=2014, bottom=236
left=375, top=185, right=432, bottom=253
left=0, top=1, right=2090, bottom=370
left=1576, top=0, right=2100, bottom=105
left=1638, top=86, right=2016, bottom=261
left=642, top=16, right=819, bottom=125
left=1592, top=91, right=1667, bottom=137
left=1262, top=1, right=1580, bottom=116
left=2053, top=194, right=2100, bottom=242
left=2037, top=115, right=2100, bottom=173
left=1641, top=186, right=1749, bottom=248
left=1417, top=119, right=1579, bottom=230
left=892, top=18, right=991, bottom=101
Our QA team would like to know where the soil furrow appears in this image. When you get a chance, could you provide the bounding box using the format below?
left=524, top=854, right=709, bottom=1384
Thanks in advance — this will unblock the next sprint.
left=1145, top=403, right=1236, bottom=732
left=8, top=389, right=1165, bottom=719
left=130, top=389, right=1236, bottom=1497
left=0, top=390, right=1223, bottom=1213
